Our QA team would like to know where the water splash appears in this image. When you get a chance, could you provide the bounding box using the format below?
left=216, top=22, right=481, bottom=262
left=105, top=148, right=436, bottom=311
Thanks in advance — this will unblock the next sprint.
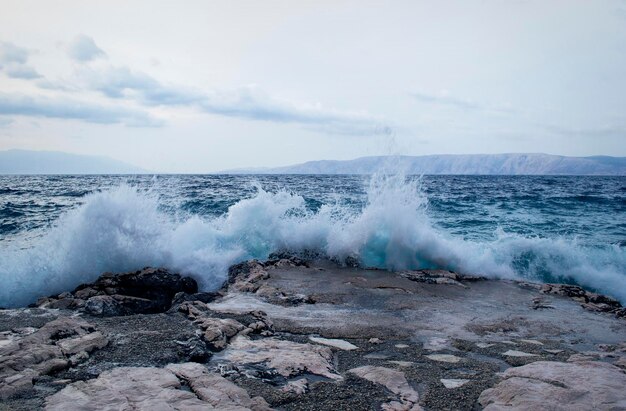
left=1, top=173, right=625, bottom=307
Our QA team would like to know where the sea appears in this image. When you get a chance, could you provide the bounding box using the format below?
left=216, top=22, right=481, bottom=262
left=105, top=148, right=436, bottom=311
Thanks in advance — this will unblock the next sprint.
left=0, top=174, right=624, bottom=308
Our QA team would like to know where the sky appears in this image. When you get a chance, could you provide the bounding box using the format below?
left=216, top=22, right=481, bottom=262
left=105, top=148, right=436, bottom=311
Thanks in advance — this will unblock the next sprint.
left=0, top=0, right=625, bottom=173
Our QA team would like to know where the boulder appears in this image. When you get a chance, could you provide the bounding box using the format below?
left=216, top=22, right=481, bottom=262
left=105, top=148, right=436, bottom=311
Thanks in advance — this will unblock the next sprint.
left=479, top=361, right=626, bottom=410
left=45, top=363, right=272, bottom=411
left=0, top=317, right=107, bottom=399
left=38, top=267, right=198, bottom=316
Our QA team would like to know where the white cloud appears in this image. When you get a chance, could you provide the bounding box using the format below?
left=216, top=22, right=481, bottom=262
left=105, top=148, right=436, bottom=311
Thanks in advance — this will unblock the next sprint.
left=67, top=35, right=106, bottom=62
left=0, top=92, right=161, bottom=127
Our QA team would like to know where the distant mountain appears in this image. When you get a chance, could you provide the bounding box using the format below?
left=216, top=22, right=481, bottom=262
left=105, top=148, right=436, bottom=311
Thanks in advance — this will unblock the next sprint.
left=0, top=150, right=148, bottom=174
left=224, top=154, right=626, bottom=175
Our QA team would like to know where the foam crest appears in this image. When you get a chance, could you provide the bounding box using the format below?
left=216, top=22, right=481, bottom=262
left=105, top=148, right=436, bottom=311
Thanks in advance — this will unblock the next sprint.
left=1, top=175, right=625, bottom=308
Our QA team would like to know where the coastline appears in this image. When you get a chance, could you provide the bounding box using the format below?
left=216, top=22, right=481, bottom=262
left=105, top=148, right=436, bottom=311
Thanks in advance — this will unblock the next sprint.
left=1, top=257, right=625, bottom=410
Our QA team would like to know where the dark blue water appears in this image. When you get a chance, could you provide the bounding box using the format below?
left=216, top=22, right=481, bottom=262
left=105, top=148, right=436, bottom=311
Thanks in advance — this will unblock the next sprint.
left=0, top=174, right=624, bottom=307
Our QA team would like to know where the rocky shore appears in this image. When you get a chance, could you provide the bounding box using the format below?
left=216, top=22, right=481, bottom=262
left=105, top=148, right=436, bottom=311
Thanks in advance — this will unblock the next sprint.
left=1, top=256, right=625, bottom=410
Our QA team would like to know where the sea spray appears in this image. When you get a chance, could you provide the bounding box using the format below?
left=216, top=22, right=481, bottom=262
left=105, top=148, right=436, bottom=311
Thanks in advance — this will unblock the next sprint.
left=0, top=174, right=625, bottom=307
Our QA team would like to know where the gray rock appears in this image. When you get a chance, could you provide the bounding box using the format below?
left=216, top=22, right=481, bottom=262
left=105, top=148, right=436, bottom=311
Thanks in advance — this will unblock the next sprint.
left=45, top=363, right=272, bottom=410
left=0, top=317, right=107, bottom=399
left=479, top=361, right=626, bottom=410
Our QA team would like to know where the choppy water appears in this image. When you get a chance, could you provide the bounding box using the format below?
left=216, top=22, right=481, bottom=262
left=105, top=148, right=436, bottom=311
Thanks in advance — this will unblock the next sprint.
left=0, top=174, right=624, bottom=307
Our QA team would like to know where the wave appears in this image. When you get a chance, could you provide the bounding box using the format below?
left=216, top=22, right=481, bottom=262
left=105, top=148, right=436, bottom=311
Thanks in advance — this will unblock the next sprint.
left=0, top=174, right=625, bottom=307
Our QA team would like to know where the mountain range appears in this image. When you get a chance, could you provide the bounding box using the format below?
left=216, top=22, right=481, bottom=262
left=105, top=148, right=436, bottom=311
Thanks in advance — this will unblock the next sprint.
left=224, top=154, right=626, bottom=175
left=0, top=150, right=147, bottom=174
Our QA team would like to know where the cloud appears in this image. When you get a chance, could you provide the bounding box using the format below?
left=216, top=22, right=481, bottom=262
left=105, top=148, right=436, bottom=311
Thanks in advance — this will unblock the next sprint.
left=79, top=65, right=390, bottom=135
left=0, top=117, right=13, bottom=127
left=0, top=42, right=42, bottom=79
left=5, top=64, right=42, bottom=79
left=67, top=35, right=106, bottom=62
left=0, top=92, right=162, bottom=127
left=199, top=87, right=391, bottom=135
left=411, top=91, right=483, bottom=110
left=0, top=42, right=29, bottom=65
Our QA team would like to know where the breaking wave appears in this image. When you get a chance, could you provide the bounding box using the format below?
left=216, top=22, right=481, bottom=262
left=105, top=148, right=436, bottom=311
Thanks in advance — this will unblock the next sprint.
left=0, top=173, right=625, bottom=307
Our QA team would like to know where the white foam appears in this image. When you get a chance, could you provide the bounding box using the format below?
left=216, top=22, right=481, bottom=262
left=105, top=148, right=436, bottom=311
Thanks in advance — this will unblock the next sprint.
left=1, top=174, right=625, bottom=308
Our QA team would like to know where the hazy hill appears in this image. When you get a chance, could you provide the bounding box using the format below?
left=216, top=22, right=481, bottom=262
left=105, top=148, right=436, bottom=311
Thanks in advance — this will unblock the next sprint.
left=0, top=150, right=148, bottom=174
left=224, top=154, right=626, bottom=175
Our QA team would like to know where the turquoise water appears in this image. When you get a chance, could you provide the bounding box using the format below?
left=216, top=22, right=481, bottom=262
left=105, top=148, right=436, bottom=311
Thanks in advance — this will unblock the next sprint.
left=0, top=174, right=624, bottom=307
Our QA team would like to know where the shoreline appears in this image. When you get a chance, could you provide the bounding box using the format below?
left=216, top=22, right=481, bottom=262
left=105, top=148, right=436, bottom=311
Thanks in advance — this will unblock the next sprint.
left=2, top=256, right=625, bottom=410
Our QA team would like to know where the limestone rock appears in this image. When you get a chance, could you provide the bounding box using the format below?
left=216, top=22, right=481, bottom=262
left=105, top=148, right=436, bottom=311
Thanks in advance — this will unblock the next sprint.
left=309, top=336, right=358, bottom=350
left=479, top=361, right=626, bottom=410
left=218, top=335, right=341, bottom=380
left=45, top=363, right=272, bottom=411
left=425, top=354, right=462, bottom=363
left=349, top=366, right=422, bottom=411
left=0, top=317, right=107, bottom=399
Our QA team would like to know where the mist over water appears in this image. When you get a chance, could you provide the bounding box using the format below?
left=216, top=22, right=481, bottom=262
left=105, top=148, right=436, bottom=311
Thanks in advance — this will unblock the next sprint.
left=0, top=174, right=624, bottom=307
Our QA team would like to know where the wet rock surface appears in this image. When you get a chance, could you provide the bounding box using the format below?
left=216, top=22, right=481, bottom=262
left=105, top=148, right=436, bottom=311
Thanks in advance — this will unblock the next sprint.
left=1, top=256, right=625, bottom=410
left=36, top=267, right=198, bottom=316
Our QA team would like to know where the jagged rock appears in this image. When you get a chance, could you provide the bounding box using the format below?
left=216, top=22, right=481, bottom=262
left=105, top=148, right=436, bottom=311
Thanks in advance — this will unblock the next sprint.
left=349, top=366, right=422, bottom=411
left=218, top=335, right=341, bottom=380
left=38, top=267, right=198, bottom=316
left=399, top=269, right=481, bottom=287
left=45, top=363, right=272, bottom=411
left=540, top=283, right=624, bottom=317
left=0, top=317, right=107, bottom=399
left=225, top=260, right=313, bottom=305
left=166, top=362, right=272, bottom=410
left=478, top=361, right=626, bottom=410
left=226, top=260, right=270, bottom=293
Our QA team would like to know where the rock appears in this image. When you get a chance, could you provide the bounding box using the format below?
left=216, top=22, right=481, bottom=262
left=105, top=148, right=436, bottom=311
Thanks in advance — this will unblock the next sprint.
left=45, top=363, right=272, bottom=411
left=519, top=339, right=543, bottom=345
left=226, top=260, right=270, bottom=293
left=0, top=317, right=107, bottom=399
left=540, top=283, right=624, bottom=317
left=177, top=301, right=272, bottom=350
left=440, top=378, right=470, bottom=388
left=502, top=350, right=538, bottom=357
left=399, top=270, right=465, bottom=287
left=309, top=336, right=358, bottom=351
left=479, top=361, right=626, bottom=410
left=395, top=344, right=410, bottom=349
left=38, top=267, right=198, bottom=316
left=544, top=349, right=564, bottom=354
left=425, top=354, right=462, bottom=363
left=349, top=366, right=422, bottom=411
left=281, top=378, right=308, bottom=395
left=56, top=331, right=107, bottom=355
left=423, top=337, right=451, bottom=351
left=369, top=338, right=383, bottom=344
left=217, top=335, right=341, bottom=380
left=476, top=342, right=495, bottom=348
left=166, top=362, right=272, bottom=410
left=388, top=361, right=413, bottom=368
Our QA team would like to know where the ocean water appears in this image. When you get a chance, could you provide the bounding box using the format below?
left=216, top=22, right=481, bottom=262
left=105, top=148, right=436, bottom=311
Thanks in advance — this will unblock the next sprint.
left=0, top=174, right=624, bottom=307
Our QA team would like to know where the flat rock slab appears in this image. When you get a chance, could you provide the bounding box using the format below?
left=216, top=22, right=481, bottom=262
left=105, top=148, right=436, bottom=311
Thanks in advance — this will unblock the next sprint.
left=503, top=350, right=538, bottom=357
left=440, top=379, right=470, bottom=389
left=425, top=354, right=463, bottom=363
left=479, top=361, right=626, bottom=410
left=215, top=335, right=341, bottom=380
left=309, top=336, right=358, bottom=351
left=349, top=366, right=422, bottom=411
left=45, top=363, right=271, bottom=411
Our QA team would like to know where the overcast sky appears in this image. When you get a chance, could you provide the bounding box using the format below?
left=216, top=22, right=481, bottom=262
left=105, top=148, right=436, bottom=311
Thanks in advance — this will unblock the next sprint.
left=0, top=0, right=625, bottom=172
